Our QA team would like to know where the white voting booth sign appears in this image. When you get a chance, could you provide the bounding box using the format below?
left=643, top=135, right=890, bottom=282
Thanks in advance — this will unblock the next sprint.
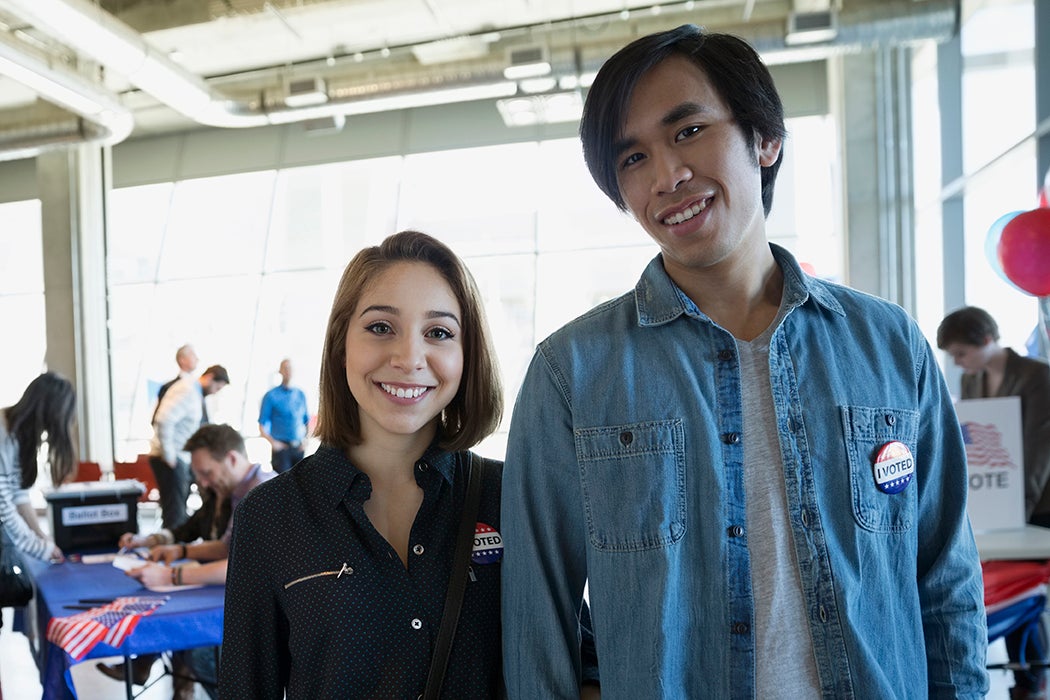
left=955, top=396, right=1025, bottom=532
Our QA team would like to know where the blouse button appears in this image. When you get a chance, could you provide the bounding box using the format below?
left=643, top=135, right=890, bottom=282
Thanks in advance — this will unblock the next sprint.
left=412, top=544, right=424, bottom=556
left=411, top=618, right=423, bottom=630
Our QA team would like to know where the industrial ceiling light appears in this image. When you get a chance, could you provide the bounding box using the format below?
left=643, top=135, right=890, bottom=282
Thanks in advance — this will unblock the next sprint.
left=785, top=10, right=838, bottom=45
left=284, top=77, right=328, bottom=107
left=496, top=90, right=583, bottom=127
left=503, top=45, right=551, bottom=80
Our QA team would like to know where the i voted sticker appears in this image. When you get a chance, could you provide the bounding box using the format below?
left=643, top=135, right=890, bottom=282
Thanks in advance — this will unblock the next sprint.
left=872, top=441, right=915, bottom=494
left=472, top=523, right=503, bottom=564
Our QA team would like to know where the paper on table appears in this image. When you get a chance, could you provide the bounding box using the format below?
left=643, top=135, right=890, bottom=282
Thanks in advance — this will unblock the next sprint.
left=112, top=554, right=151, bottom=572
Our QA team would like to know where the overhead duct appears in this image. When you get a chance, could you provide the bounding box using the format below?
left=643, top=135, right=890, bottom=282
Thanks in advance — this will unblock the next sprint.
left=0, top=0, right=520, bottom=130
left=0, top=0, right=959, bottom=160
left=0, top=26, right=132, bottom=161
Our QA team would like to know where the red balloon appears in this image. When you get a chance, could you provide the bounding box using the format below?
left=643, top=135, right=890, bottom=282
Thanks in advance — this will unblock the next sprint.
left=998, top=208, right=1050, bottom=296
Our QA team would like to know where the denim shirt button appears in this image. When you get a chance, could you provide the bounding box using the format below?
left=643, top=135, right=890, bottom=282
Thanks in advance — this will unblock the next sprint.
left=819, top=605, right=828, bottom=623
left=731, top=622, right=749, bottom=635
left=416, top=461, right=429, bottom=472
left=727, top=525, right=744, bottom=538
left=619, top=431, right=634, bottom=447
left=885, top=414, right=896, bottom=426
left=801, top=510, right=809, bottom=527
left=722, top=432, right=740, bottom=444
left=717, top=349, right=733, bottom=361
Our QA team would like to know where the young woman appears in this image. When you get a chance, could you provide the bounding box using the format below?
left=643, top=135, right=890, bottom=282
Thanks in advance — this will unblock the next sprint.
left=219, top=231, right=507, bottom=698
left=0, top=372, right=76, bottom=568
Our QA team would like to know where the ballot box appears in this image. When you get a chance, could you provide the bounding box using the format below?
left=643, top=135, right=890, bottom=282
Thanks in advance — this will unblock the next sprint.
left=45, top=479, right=146, bottom=553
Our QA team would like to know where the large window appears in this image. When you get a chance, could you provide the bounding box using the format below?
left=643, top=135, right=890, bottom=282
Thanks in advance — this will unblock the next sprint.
left=959, top=0, right=1039, bottom=352
left=911, top=0, right=1039, bottom=384
left=106, top=122, right=840, bottom=462
left=0, top=199, right=45, bottom=405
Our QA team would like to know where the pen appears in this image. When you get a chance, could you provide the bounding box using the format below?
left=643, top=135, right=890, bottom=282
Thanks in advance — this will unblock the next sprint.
left=117, top=547, right=146, bottom=559
left=64, top=604, right=98, bottom=610
left=78, top=598, right=114, bottom=604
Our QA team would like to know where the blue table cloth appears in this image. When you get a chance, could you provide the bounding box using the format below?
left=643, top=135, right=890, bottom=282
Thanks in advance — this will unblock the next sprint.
left=31, top=557, right=223, bottom=699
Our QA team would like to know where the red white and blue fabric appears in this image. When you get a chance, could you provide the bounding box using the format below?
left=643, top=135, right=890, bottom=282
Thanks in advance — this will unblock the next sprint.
left=46, top=596, right=167, bottom=660
left=984, top=560, right=1050, bottom=646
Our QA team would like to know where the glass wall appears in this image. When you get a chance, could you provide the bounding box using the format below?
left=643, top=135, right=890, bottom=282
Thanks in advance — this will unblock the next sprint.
left=958, top=0, right=1039, bottom=353
left=911, top=0, right=1040, bottom=391
left=0, top=199, right=46, bottom=405
left=106, top=121, right=840, bottom=462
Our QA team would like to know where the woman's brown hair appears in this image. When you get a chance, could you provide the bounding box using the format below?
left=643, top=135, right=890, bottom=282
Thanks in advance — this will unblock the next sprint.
left=314, top=230, right=503, bottom=454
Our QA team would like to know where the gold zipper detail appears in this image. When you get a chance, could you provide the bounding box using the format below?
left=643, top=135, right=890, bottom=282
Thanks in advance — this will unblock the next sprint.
left=284, top=562, right=353, bottom=589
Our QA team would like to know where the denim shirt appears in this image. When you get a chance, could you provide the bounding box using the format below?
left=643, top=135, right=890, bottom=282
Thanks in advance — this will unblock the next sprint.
left=501, top=245, right=988, bottom=700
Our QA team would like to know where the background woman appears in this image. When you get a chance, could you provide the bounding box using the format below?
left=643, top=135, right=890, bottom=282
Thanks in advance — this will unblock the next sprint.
left=0, top=372, right=77, bottom=570
left=219, top=231, right=507, bottom=698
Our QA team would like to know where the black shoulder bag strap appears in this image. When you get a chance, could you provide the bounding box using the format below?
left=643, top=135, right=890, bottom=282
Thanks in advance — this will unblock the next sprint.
left=423, top=452, right=484, bottom=700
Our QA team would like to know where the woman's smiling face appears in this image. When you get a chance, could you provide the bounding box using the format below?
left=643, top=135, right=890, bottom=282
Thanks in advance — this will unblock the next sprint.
left=344, top=261, right=464, bottom=446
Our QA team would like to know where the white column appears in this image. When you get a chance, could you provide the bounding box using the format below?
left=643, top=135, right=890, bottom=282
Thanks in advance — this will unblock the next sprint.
left=38, top=145, right=114, bottom=472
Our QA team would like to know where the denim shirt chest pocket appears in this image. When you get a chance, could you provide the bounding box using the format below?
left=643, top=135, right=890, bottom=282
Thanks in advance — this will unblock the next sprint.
left=840, top=405, right=920, bottom=533
left=574, top=419, right=686, bottom=551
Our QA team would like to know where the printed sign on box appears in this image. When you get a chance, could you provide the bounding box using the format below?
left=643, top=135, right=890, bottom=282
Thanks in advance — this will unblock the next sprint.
left=955, top=396, right=1025, bottom=532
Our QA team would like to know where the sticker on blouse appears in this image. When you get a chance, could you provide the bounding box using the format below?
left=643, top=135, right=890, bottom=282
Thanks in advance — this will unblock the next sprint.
left=872, top=440, right=915, bottom=494
left=472, top=523, right=503, bottom=564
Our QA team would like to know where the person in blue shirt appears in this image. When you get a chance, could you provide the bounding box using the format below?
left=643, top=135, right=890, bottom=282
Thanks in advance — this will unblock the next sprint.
left=501, top=24, right=987, bottom=699
left=258, top=358, right=310, bottom=473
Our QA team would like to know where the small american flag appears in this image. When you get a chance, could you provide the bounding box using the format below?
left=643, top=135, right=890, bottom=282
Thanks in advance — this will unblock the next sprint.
left=46, top=597, right=167, bottom=660
left=961, top=421, right=1016, bottom=469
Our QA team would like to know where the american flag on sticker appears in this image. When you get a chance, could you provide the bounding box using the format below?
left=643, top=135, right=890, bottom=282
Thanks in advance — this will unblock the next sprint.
left=46, top=597, right=167, bottom=660
left=961, top=421, right=1016, bottom=469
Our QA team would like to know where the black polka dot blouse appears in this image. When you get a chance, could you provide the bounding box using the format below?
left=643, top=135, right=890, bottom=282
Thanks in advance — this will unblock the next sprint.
left=218, top=444, right=503, bottom=699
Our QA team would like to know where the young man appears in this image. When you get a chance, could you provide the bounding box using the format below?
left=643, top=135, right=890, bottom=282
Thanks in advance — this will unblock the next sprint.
left=258, top=358, right=310, bottom=474
left=150, top=364, right=230, bottom=528
left=938, top=306, right=1050, bottom=526
left=938, top=305, right=1050, bottom=700
left=100, top=424, right=273, bottom=698
left=501, top=25, right=987, bottom=699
